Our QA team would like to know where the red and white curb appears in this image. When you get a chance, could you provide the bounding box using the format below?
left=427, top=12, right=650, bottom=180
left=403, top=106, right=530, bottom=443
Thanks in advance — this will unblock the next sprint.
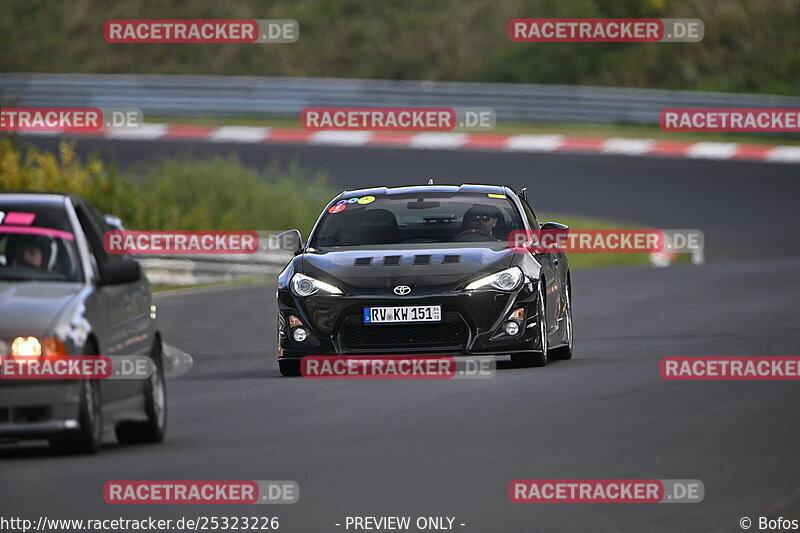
left=22, top=124, right=800, bottom=164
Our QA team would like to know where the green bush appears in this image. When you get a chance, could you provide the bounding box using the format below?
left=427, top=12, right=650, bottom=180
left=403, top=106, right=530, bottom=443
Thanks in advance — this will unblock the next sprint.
left=0, top=138, right=334, bottom=234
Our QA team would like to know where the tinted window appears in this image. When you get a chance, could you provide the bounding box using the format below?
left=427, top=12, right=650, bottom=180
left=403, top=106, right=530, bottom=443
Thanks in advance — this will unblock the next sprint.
left=520, top=199, right=540, bottom=230
left=0, top=200, right=83, bottom=282
left=312, top=193, right=525, bottom=247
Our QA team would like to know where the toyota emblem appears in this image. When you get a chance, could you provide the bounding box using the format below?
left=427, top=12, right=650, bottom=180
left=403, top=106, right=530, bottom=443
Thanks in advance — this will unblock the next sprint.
left=393, top=285, right=412, bottom=295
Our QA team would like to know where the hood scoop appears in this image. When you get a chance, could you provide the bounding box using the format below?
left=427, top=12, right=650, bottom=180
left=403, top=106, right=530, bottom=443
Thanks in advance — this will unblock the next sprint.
left=355, top=254, right=462, bottom=266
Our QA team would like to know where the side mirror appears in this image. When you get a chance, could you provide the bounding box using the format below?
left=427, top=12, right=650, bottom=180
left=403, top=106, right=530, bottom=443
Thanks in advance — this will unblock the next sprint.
left=536, top=222, right=570, bottom=255
left=104, top=214, right=125, bottom=232
left=98, top=260, right=141, bottom=286
left=277, top=230, right=303, bottom=255
left=540, top=221, right=569, bottom=232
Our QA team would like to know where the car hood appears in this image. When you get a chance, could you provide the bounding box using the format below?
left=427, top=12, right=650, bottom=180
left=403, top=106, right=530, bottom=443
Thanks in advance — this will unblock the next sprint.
left=302, top=244, right=516, bottom=294
left=0, top=281, right=84, bottom=336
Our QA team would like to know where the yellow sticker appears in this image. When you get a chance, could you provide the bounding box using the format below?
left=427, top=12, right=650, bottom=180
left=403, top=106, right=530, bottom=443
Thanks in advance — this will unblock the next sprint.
left=358, top=196, right=376, bottom=204
left=488, top=194, right=506, bottom=199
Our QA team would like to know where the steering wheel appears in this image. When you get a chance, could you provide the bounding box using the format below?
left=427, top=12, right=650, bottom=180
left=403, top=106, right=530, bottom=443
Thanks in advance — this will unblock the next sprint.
left=452, top=229, right=497, bottom=242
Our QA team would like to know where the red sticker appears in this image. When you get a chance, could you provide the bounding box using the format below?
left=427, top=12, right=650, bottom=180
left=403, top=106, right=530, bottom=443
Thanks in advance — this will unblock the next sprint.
left=328, top=205, right=346, bottom=214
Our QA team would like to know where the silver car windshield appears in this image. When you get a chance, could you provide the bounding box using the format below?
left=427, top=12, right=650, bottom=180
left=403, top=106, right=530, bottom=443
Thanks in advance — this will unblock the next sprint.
left=0, top=203, right=84, bottom=282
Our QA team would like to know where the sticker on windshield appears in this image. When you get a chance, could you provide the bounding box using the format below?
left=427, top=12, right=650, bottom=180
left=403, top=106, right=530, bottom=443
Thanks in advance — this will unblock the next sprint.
left=488, top=194, right=506, bottom=199
left=328, top=205, right=346, bottom=214
left=336, top=196, right=376, bottom=206
left=0, top=211, right=37, bottom=225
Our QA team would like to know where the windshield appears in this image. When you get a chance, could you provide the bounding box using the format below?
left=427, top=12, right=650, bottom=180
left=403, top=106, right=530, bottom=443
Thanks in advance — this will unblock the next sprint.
left=311, top=193, right=525, bottom=247
left=0, top=202, right=84, bottom=282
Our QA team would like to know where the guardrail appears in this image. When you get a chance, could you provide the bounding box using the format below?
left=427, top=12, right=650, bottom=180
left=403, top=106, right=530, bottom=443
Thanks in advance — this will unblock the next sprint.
left=3, top=73, right=800, bottom=126
left=131, top=232, right=293, bottom=285
left=139, top=252, right=290, bottom=285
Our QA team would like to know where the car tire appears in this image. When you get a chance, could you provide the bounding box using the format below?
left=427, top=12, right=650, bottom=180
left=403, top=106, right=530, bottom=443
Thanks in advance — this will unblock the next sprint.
left=549, top=275, right=573, bottom=361
left=115, top=339, right=167, bottom=444
left=49, top=377, right=102, bottom=454
left=279, top=359, right=302, bottom=377
left=510, top=279, right=548, bottom=368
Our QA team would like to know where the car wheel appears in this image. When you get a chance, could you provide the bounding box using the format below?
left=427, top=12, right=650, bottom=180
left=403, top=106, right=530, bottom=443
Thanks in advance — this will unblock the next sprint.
left=510, top=279, right=548, bottom=368
left=49, top=378, right=102, bottom=454
left=115, top=339, right=167, bottom=444
left=279, top=359, right=302, bottom=377
left=549, top=275, right=573, bottom=360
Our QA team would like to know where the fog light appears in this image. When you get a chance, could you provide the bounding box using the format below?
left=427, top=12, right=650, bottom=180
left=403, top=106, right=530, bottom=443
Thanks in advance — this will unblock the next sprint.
left=292, top=328, right=308, bottom=342
left=504, top=322, right=520, bottom=336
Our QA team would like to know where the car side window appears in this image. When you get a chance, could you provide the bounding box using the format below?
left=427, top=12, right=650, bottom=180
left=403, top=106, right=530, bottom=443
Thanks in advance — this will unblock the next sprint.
left=74, top=203, right=109, bottom=268
left=84, top=202, right=128, bottom=261
left=520, top=200, right=540, bottom=230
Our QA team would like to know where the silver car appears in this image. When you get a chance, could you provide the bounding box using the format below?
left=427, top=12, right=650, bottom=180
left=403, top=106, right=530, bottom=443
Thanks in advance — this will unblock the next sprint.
left=0, top=192, right=166, bottom=453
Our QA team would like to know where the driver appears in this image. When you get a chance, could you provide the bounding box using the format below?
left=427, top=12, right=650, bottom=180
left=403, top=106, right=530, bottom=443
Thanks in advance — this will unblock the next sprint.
left=5, top=234, right=50, bottom=270
left=461, top=205, right=502, bottom=239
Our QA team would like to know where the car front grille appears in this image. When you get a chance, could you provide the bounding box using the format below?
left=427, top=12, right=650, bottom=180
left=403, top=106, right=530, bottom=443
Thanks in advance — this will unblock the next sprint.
left=339, top=312, right=468, bottom=351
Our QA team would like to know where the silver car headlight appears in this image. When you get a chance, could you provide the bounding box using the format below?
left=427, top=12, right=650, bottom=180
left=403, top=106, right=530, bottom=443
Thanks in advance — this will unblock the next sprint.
left=1, top=336, right=70, bottom=358
left=465, top=266, right=524, bottom=291
left=290, top=273, right=343, bottom=297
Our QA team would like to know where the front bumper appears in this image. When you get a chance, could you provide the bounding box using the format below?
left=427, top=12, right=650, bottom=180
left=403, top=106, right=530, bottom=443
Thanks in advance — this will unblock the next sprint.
left=0, top=381, right=81, bottom=439
left=277, top=284, right=544, bottom=357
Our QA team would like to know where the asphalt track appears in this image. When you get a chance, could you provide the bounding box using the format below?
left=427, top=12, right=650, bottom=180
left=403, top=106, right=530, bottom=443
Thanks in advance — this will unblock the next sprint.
left=2, top=137, right=799, bottom=532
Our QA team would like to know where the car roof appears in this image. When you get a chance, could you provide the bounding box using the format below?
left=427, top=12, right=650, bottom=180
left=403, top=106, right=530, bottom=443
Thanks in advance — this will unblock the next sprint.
left=0, top=192, right=73, bottom=207
left=339, top=184, right=512, bottom=199
left=0, top=191, right=88, bottom=206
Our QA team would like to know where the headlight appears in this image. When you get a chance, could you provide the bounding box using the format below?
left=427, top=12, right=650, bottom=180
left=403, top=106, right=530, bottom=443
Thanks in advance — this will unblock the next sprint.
left=6, top=336, right=69, bottom=358
left=465, top=266, right=524, bottom=291
left=11, top=336, right=41, bottom=357
left=290, top=273, right=343, bottom=297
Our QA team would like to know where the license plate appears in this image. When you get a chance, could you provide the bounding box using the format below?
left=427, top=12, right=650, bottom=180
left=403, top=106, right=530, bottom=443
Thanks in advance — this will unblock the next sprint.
left=363, top=305, right=441, bottom=324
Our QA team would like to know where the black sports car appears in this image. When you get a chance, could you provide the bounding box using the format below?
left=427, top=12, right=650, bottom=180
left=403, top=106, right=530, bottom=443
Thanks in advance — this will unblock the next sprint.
left=275, top=184, right=572, bottom=376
